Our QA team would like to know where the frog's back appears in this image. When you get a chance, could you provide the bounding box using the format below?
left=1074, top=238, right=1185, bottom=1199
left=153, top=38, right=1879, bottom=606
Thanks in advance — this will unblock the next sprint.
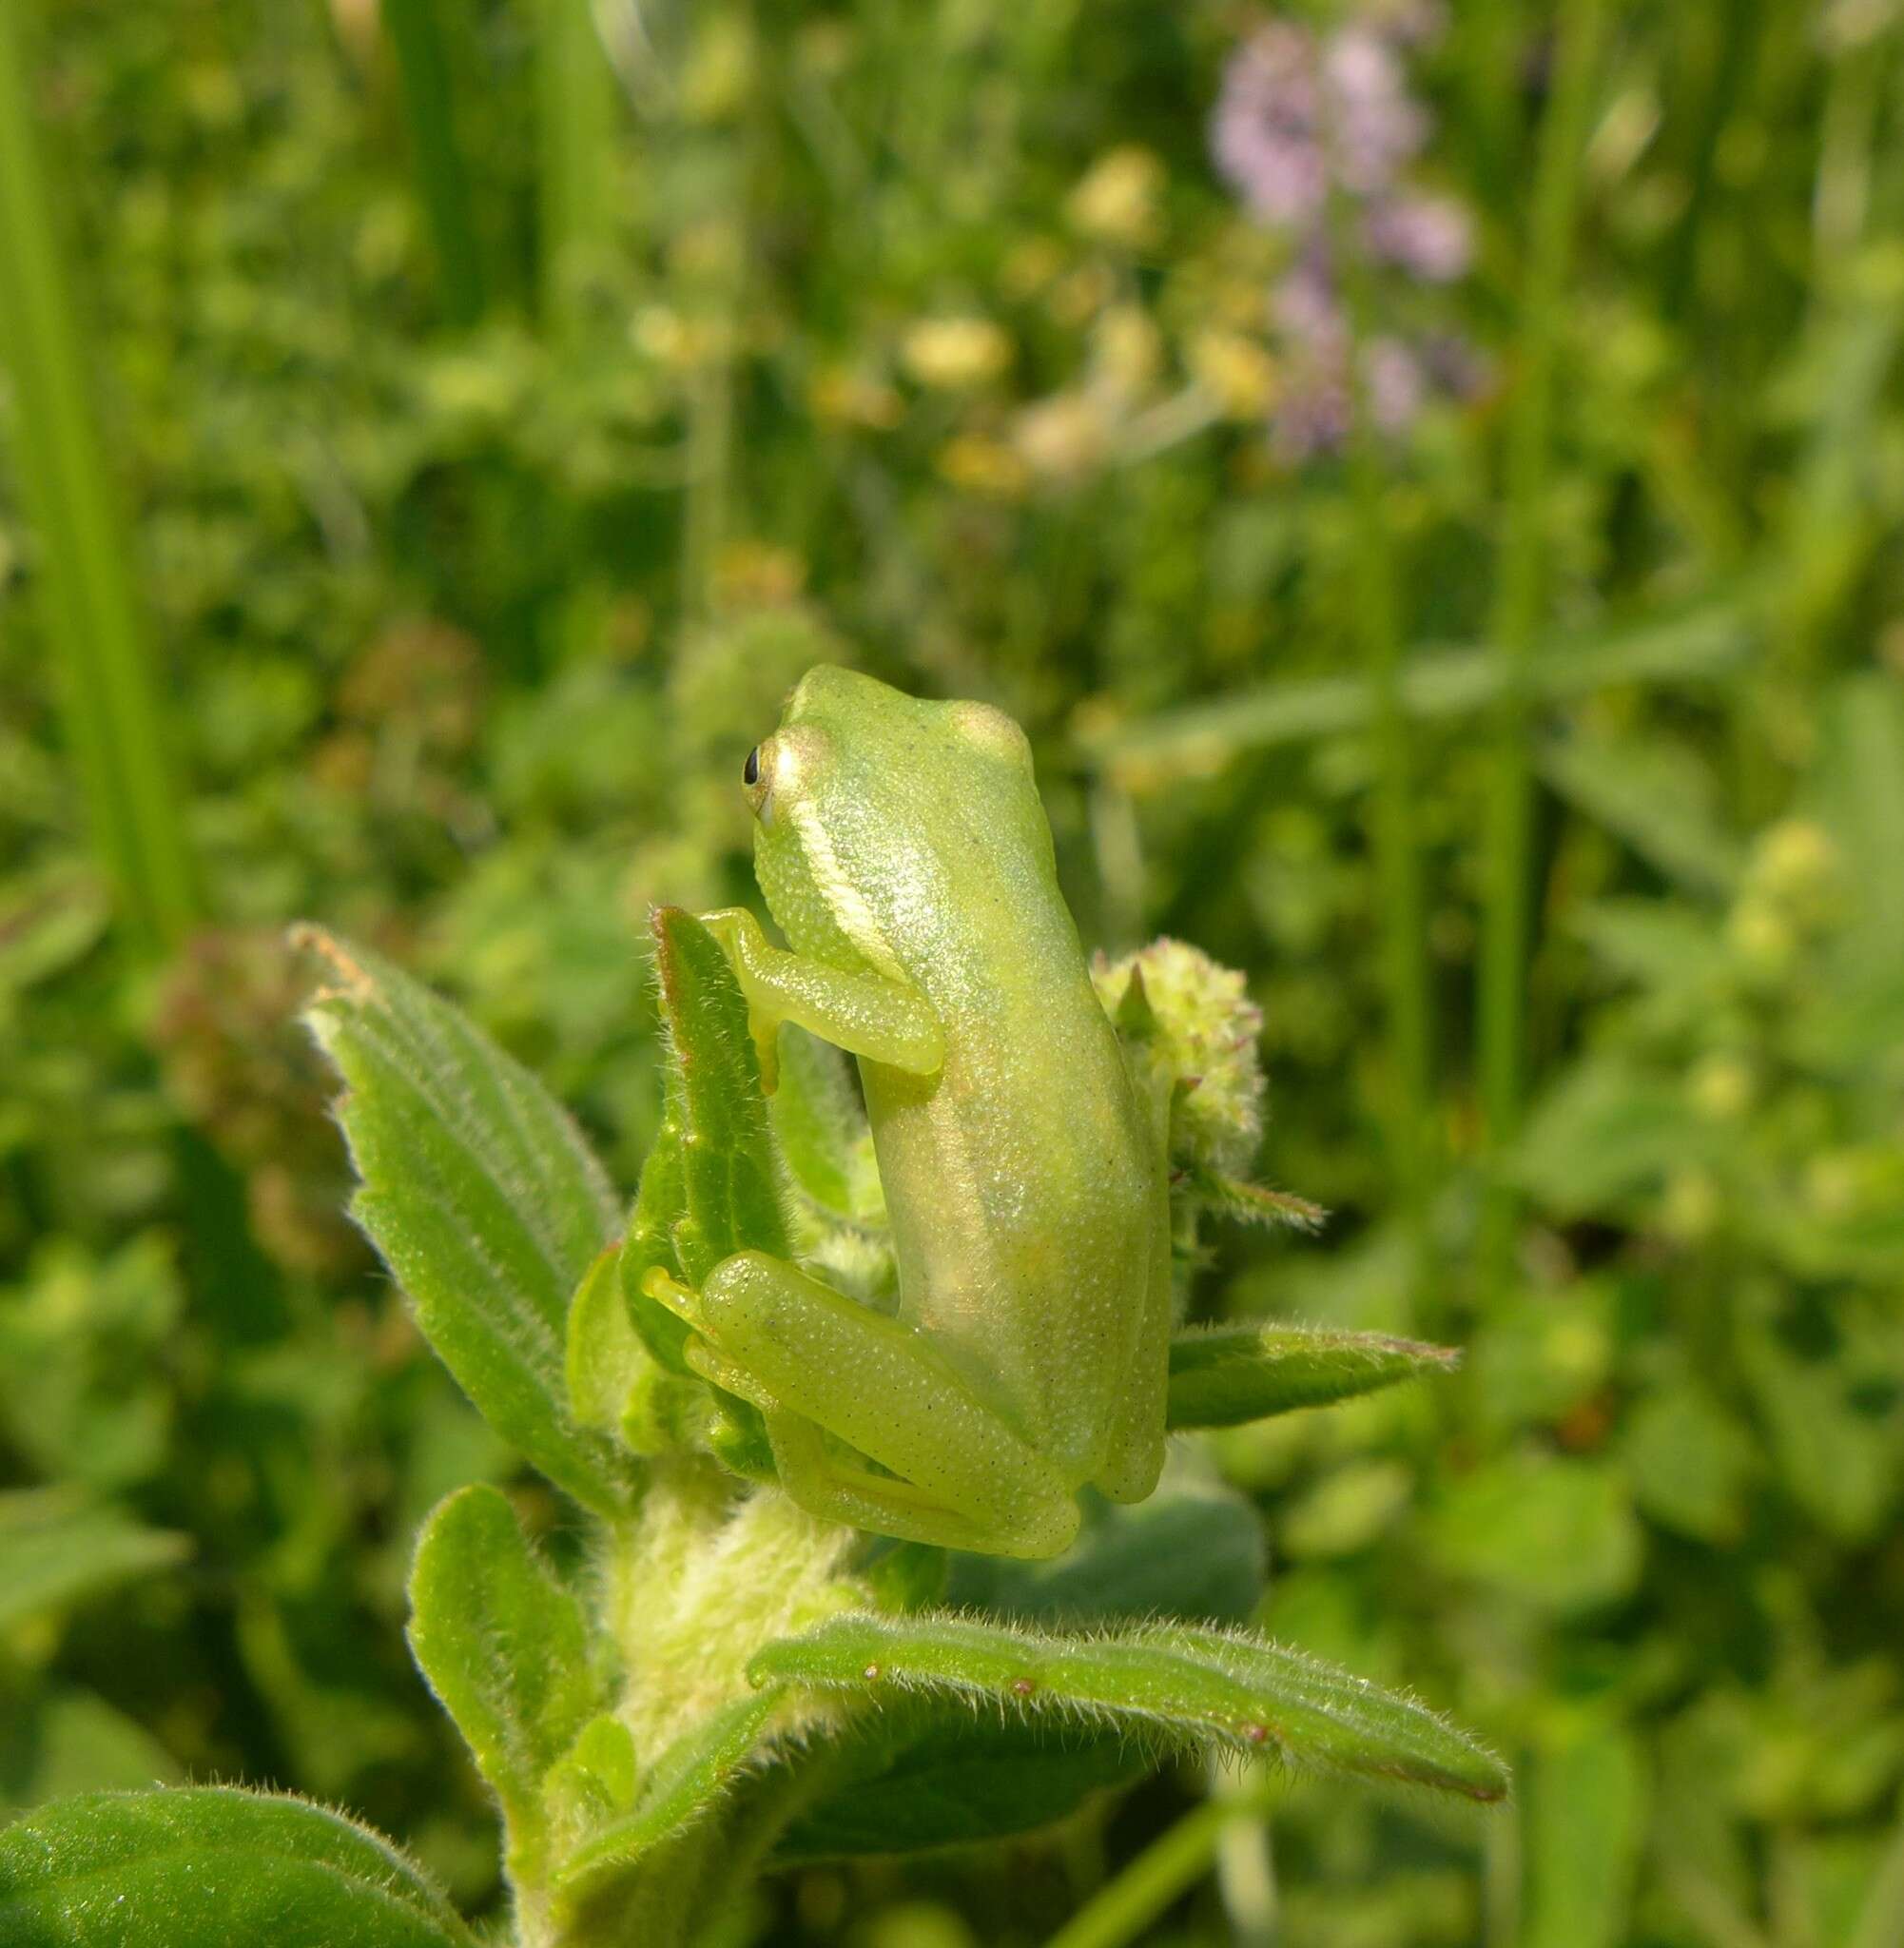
left=771, top=675, right=1154, bottom=1484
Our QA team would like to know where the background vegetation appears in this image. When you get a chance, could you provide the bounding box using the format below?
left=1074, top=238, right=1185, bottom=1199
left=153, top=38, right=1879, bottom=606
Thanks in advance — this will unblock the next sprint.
left=3, top=1, right=1902, bottom=1942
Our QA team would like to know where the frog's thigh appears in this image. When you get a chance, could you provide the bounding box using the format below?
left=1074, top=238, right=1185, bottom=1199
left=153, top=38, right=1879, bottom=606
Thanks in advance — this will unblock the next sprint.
left=699, top=907, right=942, bottom=1076
left=703, top=1251, right=1078, bottom=1558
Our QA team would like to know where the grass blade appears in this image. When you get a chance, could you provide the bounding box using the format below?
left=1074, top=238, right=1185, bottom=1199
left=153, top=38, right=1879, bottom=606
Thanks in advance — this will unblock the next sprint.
left=0, top=1, right=196, bottom=954
left=1476, top=0, right=1611, bottom=1259
left=383, top=0, right=487, bottom=327
left=1077, top=594, right=1758, bottom=776
left=537, top=0, right=619, bottom=340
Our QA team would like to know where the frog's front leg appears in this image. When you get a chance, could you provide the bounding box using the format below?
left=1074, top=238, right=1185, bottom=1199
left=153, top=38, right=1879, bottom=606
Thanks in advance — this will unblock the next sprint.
left=699, top=907, right=942, bottom=1090
left=645, top=1253, right=1080, bottom=1559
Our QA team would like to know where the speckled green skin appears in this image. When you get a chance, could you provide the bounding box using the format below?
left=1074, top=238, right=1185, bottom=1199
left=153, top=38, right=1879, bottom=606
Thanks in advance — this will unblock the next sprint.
left=656, top=667, right=1170, bottom=1558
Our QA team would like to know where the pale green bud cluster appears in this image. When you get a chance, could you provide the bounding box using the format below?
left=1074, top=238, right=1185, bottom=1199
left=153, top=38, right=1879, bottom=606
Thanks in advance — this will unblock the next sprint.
left=1092, top=937, right=1267, bottom=1174
left=1724, top=817, right=1842, bottom=980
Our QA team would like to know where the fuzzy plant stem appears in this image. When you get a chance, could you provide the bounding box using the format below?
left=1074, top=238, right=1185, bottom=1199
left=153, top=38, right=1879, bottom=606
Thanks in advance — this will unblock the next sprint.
left=1475, top=0, right=1608, bottom=1281
left=0, top=0, right=197, bottom=956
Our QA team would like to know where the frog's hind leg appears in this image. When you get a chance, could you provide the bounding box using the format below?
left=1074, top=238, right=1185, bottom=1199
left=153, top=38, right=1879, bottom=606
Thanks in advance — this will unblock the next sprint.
left=687, top=1249, right=1080, bottom=1559
left=752, top=1412, right=1035, bottom=1555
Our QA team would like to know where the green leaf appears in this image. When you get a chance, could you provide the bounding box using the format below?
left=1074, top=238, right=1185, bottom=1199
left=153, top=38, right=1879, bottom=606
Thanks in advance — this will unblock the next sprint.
left=554, top=1690, right=782, bottom=1910
left=297, top=926, right=638, bottom=1513
left=777, top=1708, right=1140, bottom=1861
left=565, top=1243, right=661, bottom=1440
left=1165, top=1324, right=1458, bottom=1431
left=1739, top=1323, right=1898, bottom=1545
left=1189, top=1168, right=1327, bottom=1232
left=544, top=1715, right=640, bottom=1835
left=826, top=1489, right=1271, bottom=1856
left=620, top=908, right=787, bottom=1474
left=650, top=907, right=793, bottom=1280
left=1814, top=674, right=1904, bottom=985
left=750, top=1612, right=1507, bottom=1801
left=1515, top=1053, right=1709, bottom=1217
left=1539, top=728, right=1743, bottom=894
left=1523, top=1718, right=1646, bottom=1948
left=1423, top=1455, right=1642, bottom=1613
left=0, top=1787, right=475, bottom=1947
left=768, top=1025, right=877, bottom=1223
left=1, top=1689, right=181, bottom=1812
left=407, top=1486, right=604, bottom=1891
left=0, top=1489, right=189, bottom=1634
left=1620, top=1385, right=1756, bottom=1545
left=950, top=1482, right=1266, bottom=1625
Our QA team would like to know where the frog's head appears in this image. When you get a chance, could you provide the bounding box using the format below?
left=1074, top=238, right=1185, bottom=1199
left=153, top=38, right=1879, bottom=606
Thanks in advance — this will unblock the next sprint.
left=739, top=665, right=1047, bottom=978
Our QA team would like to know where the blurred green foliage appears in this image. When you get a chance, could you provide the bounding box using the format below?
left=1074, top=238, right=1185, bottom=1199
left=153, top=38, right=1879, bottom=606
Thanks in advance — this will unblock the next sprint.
left=2, top=0, right=1902, bottom=1942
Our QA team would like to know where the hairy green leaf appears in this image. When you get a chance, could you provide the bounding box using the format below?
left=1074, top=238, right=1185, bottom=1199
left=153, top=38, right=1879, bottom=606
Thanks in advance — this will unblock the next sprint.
left=1189, top=1168, right=1327, bottom=1232
left=0, top=1490, right=189, bottom=1633
left=407, top=1486, right=603, bottom=1890
left=566, top=1244, right=655, bottom=1438
left=750, top=1613, right=1507, bottom=1801
left=653, top=907, right=792, bottom=1278
left=1166, top=1324, right=1458, bottom=1431
left=297, top=926, right=637, bottom=1513
left=786, top=1490, right=1271, bottom=1863
left=621, top=908, right=786, bottom=1472
left=768, top=1025, right=877, bottom=1222
left=0, top=1787, right=475, bottom=1947
left=554, top=1690, right=781, bottom=1910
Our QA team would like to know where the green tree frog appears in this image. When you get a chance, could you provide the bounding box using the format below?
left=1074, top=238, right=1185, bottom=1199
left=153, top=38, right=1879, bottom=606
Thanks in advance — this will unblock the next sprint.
left=644, top=666, right=1170, bottom=1558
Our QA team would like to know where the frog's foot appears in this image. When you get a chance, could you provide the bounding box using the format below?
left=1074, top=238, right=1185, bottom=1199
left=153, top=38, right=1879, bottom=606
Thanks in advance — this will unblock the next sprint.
left=643, top=1256, right=1078, bottom=1559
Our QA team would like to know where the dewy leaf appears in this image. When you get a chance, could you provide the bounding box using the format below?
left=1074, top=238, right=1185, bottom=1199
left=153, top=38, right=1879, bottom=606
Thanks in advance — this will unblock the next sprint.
left=553, top=1690, right=782, bottom=1909
left=0, top=1786, right=475, bottom=1948
left=407, top=1486, right=603, bottom=1892
left=750, top=1613, right=1507, bottom=1802
left=1166, top=1324, right=1458, bottom=1431
left=0, top=1489, right=190, bottom=1633
left=296, top=926, right=638, bottom=1513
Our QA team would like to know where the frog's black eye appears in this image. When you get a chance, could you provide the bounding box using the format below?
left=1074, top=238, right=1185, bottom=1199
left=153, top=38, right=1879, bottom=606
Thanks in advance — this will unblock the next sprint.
left=743, top=746, right=760, bottom=787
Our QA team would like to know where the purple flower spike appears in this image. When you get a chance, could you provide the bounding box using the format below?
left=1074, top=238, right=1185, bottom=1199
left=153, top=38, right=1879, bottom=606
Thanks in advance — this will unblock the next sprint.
left=1211, top=8, right=1483, bottom=456
left=1366, top=192, right=1473, bottom=282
